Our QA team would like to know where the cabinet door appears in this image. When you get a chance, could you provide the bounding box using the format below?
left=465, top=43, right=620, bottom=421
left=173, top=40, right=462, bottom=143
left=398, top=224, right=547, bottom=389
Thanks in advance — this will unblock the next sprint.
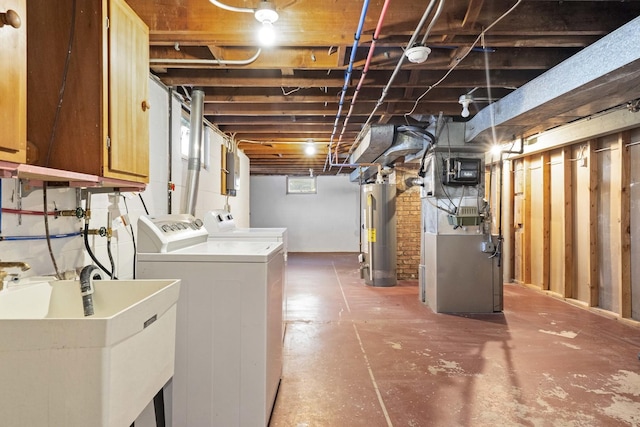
left=0, top=0, right=26, bottom=162
left=107, top=0, right=149, bottom=182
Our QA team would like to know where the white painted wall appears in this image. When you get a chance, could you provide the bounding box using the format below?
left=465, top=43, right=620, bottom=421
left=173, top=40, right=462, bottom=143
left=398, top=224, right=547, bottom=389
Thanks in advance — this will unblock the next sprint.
left=0, top=77, right=250, bottom=281
left=250, top=175, right=360, bottom=252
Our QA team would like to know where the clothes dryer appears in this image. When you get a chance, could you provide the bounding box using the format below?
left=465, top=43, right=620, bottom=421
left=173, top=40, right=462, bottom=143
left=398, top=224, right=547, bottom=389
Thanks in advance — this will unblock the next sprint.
left=203, top=209, right=288, bottom=260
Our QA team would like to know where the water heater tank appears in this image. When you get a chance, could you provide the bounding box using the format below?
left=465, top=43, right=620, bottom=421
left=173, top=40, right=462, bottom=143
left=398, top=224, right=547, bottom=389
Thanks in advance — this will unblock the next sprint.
left=362, top=183, right=397, bottom=287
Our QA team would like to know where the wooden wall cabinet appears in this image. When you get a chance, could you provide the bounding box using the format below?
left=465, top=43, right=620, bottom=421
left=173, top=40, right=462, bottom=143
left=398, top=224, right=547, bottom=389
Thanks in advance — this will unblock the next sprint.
left=27, top=0, right=150, bottom=184
left=0, top=0, right=26, bottom=163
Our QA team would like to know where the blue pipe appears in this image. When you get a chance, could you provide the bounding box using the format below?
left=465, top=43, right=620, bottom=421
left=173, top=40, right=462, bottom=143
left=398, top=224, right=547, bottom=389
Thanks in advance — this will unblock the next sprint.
left=330, top=0, right=371, bottom=148
left=0, top=231, right=82, bottom=241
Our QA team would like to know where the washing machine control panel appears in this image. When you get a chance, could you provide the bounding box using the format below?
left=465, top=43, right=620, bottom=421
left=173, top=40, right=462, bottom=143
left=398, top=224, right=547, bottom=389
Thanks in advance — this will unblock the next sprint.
left=137, top=214, right=208, bottom=253
left=159, top=218, right=204, bottom=233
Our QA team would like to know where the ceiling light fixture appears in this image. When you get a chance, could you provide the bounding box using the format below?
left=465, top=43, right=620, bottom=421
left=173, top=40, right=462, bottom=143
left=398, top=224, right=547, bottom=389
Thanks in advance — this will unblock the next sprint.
left=458, top=94, right=474, bottom=118
left=404, top=45, right=431, bottom=64
left=254, top=1, right=278, bottom=46
left=209, top=0, right=278, bottom=46
left=254, top=1, right=278, bottom=24
left=305, top=141, right=316, bottom=156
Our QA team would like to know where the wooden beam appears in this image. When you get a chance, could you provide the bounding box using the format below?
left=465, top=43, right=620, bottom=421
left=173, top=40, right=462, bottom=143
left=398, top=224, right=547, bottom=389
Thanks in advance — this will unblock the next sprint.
left=588, top=140, right=599, bottom=307
left=618, top=131, right=632, bottom=318
left=562, top=146, right=573, bottom=298
left=156, top=69, right=542, bottom=89
left=128, top=0, right=639, bottom=46
left=542, top=152, right=551, bottom=291
left=461, top=0, right=485, bottom=29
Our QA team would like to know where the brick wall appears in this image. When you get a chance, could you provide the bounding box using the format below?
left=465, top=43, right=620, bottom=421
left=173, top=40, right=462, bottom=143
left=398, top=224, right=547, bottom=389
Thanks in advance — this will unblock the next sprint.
left=394, top=167, right=422, bottom=280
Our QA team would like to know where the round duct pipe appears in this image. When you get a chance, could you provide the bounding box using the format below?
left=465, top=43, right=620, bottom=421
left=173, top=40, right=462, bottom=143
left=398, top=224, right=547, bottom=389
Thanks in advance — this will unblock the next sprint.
left=184, top=88, right=205, bottom=216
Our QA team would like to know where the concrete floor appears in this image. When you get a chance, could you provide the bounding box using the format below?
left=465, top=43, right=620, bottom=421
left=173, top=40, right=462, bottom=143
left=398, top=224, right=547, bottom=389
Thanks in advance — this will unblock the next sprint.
left=270, top=253, right=640, bottom=427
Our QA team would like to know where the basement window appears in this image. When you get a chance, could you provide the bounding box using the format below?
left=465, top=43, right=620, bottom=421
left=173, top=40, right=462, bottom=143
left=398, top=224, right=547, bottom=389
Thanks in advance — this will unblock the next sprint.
left=287, top=176, right=317, bottom=194
left=180, top=113, right=210, bottom=170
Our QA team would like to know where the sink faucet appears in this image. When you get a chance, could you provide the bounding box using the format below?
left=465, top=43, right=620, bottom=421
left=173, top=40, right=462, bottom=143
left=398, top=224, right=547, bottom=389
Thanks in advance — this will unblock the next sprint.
left=0, top=261, right=31, bottom=291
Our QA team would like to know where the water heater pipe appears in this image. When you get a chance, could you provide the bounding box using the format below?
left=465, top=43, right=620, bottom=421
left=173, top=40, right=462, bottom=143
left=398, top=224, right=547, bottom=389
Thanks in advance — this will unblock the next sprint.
left=330, top=0, right=389, bottom=164
left=327, top=0, right=371, bottom=166
left=184, top=88, right=205, bottom=216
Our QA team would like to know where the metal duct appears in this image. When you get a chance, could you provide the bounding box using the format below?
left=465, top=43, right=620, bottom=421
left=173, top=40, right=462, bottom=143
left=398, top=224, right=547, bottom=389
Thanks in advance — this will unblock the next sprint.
left=183, top=88, right=205, bottom=216
left=466, top=15, right=640, bottom=144
left=349, top=124, right=430, bottom=182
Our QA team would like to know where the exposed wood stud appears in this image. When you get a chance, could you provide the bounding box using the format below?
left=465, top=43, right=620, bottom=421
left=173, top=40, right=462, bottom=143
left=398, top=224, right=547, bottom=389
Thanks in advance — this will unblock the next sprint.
left=542, top=152, right=551, bottom=291
left=524, top=157, right=532, bottom=285
left=562, top=146, right=573, bottom=298
left=588, top=140, right=599, bottom=307
left=618, top=131, right=631, bottom=318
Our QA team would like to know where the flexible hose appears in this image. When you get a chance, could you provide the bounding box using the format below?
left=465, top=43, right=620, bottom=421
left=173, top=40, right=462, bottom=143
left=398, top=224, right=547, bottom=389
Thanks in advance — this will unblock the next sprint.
left=43, top=183, right=63, bottom=280
left=83, top=223, right=118, bottom=279
left=106, top=237, right=115, bottom=280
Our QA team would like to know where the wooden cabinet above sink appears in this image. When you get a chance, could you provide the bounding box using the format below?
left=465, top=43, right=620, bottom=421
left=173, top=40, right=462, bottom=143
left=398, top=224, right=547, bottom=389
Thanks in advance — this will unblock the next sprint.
left=27, top=0, right=150, bottom=184
left=0, top=0, right=26, bottom=164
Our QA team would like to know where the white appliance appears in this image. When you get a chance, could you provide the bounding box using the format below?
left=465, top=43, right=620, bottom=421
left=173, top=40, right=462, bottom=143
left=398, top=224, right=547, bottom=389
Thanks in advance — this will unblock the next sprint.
left=203, top=209, right=288, bottom=260
left=136, top=214, right=285, bottom=427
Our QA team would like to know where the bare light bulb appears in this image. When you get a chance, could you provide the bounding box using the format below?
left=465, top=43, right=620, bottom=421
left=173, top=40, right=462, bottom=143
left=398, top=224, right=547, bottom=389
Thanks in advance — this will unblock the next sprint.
left=461, top=103, right=470, bottom=118
left=305, top=142, right=316, bottom=155
left=258, top=21, right=276, bottom=46
left=458, top=94, right=473, bottom=118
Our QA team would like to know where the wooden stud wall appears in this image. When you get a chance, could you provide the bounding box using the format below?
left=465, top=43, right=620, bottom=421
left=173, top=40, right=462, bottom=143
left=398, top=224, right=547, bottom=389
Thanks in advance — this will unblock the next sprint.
left=508, top=129, right=637, bottom=321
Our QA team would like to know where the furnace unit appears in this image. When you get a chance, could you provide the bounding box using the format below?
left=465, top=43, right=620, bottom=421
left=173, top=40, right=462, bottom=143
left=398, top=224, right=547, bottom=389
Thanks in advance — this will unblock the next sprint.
left=417, top=124, right=502, bottom=313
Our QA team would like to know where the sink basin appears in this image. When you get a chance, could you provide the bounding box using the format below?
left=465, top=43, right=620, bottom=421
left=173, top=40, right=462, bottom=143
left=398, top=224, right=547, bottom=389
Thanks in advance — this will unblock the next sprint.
left=0, top=278, right=181, bottom=427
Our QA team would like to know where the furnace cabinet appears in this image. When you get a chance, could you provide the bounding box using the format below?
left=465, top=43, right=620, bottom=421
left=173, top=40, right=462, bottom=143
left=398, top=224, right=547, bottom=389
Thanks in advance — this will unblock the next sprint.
left=27, top=0, right=150, bottom=183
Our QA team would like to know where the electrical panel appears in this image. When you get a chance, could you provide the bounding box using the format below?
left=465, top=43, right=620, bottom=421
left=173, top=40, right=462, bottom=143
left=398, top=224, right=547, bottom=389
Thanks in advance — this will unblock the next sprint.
left=221, top=145, right=239, bottom=197
left=226, top=151, right=238, bottom=196
left=442, top=157, right=481, bottom=186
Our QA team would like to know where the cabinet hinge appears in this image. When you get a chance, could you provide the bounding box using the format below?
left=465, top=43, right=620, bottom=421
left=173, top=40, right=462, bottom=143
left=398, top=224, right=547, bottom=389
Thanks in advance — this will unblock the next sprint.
left=106, top=136, right=111, bottom=149
left=105, top=16, right=110, bottom=29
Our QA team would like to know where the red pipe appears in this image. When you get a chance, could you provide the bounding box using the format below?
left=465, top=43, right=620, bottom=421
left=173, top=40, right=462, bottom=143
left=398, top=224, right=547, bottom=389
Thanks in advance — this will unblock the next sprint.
left=1, top=208, right=57, bottom=216
left=332, top=0, right=392, bottom=164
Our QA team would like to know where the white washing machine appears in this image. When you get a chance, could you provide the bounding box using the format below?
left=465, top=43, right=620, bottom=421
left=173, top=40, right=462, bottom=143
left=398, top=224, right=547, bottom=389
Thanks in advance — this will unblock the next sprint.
left=203, top=209, right=288, bottom=260
left=136, top=214, right=285, bottom=427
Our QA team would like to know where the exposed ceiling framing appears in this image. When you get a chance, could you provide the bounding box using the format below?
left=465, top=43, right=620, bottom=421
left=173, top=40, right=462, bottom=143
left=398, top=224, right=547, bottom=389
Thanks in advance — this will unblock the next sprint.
left=127, top=0, right=640, bottom=175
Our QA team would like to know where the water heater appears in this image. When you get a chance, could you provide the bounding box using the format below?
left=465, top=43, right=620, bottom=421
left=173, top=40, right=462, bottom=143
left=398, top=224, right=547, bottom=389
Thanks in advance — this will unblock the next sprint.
left=361, top=183, right=397, bottom=287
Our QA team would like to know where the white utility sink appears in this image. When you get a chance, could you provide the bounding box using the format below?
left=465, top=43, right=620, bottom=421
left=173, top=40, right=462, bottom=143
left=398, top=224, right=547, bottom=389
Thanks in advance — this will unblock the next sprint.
left=0, top=278, right=181, bottom=427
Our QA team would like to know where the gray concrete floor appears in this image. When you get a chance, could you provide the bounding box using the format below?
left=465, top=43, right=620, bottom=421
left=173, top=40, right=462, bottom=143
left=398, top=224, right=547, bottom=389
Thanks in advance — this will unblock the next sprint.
left=270, top=253, right=640, bottom=427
